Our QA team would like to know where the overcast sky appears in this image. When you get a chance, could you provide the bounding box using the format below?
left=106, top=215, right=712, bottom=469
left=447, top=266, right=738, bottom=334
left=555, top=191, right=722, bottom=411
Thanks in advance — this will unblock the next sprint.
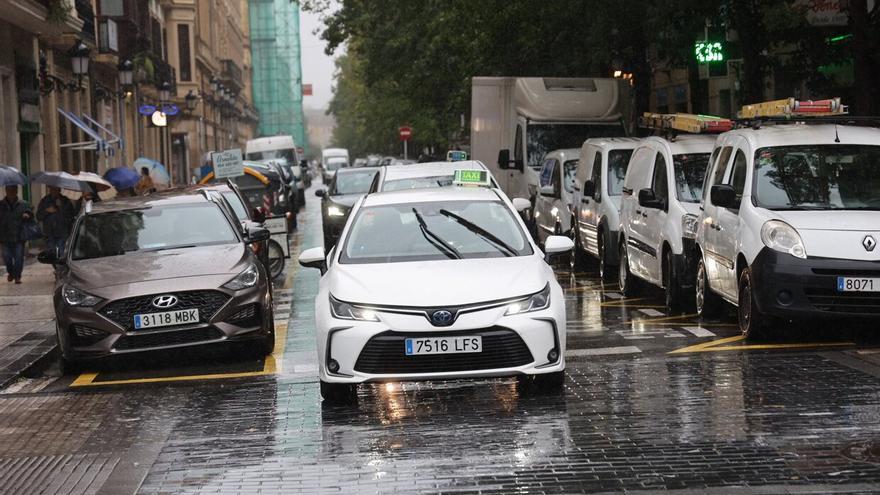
left=300, top=4, right=342, bottom=110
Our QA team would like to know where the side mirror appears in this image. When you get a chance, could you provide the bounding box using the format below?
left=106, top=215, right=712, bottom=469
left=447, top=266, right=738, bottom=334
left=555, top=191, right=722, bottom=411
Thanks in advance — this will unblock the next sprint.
left=315, top=189, right=326, bottom=197
left=37, top=250, right=63, bottom=265
left=298, top=246, right=326, bottom=273
left=497, top=149, right=524, bottom=171
left=512, top=197, right=531, bottom=212
left=711, top=184, right=737, bottom=209
left=544, top=235, right=575, bottom=258
left=245, top=226, right=271, bottom=244
left=539, top=184, right=556, bottom=198
left=582, top=180, right=596, bottom=198
left=638, top=188, right=664, bottom=209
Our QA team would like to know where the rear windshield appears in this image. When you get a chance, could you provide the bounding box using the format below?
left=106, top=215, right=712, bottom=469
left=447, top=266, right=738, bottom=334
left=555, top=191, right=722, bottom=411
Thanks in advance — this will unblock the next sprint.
left=333, top=170, right=378, bottom=195
left=674, top=153, right=711, bottom=203
left=383, top=175, right=454, bottom=191
left=71, top=204, right=238, bottom=260
left=326, top=158, right=349, bottom=170
left=246, top=149, right=296, bottom=162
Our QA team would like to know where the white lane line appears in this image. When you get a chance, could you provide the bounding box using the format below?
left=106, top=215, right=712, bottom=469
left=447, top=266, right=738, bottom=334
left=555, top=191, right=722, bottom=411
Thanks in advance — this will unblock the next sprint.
left=29, top=377, right=56, bottom=392
left=293, top=364, right=318, bottom=373
left=638, top=308, right=665, bottom=317
left=566, top=346, right=642, bottom=357
left=1, top=379, right=29, bottom=394
left=604, top=293, right=623, bottom=299
left=682, top=326, right=716, bottom=338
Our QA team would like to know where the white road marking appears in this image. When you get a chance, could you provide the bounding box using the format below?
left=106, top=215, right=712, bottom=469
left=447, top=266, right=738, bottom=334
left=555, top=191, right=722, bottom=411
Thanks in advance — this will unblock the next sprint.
left=616, top=328, right=685, bottom=339
left=682, top=326, right=716, bottom=338
left=293, top=364, right=318, bottom=373
left=566, top=346, right=642, bottom=357
left=604, top=293, right=623, bottom=299
left=638, top=308, right=665, bottom=317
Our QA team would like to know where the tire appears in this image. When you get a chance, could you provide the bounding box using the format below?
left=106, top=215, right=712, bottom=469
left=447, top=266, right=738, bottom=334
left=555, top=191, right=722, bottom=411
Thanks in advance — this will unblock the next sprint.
left=739, top=268, right=772, bottom=341
left=517, top=371, right=565, bottom=393
left=260, top=306, right=276, bottom=356
left=597, top=230, right=612, bottom=281
left=618, top=239, right=639, bottom=296
left=320, top=380, right=357, bottom=404
left=570, top=221, right=590, bottom=272
left=266, top=239, right=285, bottom=280
left=663, top=251, right=683, bottom=312
left=695, top=256, right=723, bottom=319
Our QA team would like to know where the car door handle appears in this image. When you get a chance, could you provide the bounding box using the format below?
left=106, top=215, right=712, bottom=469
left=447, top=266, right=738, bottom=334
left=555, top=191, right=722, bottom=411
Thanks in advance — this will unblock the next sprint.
left=581, top=198, right=590, bottom=204
left=635, top=209, right=642, bottom=215
left=641, top=212, right=648, bottom=218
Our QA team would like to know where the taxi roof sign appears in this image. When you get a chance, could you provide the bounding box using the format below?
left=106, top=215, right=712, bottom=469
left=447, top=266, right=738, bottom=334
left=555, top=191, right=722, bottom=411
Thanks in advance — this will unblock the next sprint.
left=447, top=150, right=468, bottom=162
left=453, top=169, right=490, bottom=186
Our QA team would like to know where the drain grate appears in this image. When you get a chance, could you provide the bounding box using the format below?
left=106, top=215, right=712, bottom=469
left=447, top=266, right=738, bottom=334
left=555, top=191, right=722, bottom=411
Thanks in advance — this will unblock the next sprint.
left=841, top=440, right=880, bottom=465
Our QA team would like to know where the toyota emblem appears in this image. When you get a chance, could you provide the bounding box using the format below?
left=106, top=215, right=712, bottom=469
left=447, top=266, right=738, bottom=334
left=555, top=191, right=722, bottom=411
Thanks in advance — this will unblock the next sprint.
left=863, top=235, right=876, bottom=252
left=152, top=295, right=179, bottom=309
left=430, top=310, right=454, bottom=326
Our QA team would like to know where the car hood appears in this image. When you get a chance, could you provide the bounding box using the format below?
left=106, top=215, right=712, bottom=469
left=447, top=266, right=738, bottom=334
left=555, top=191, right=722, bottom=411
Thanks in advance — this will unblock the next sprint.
left=327, top=194, right=362, bottom=208
left=329, top=256, right=549, bottom=306
left=771, top=210, right=880, bottom=261
left=774, top=210, right=879, bottom=231
left=67, top=244, right=248, bottom=294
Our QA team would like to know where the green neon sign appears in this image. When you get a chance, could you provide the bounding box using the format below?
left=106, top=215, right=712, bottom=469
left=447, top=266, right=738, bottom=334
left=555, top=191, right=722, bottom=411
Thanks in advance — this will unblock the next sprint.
left=454, top=169, right=488, bottom=185
left=695, top=41, right=725, bottom=63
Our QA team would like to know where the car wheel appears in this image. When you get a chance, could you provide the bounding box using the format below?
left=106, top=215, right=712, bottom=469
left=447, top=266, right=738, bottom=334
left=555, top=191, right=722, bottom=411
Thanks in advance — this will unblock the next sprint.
left=570, top=222, right=590, bottom=272
left=261, top=307, right=276, bottom=355
left=618, top=239, right=639, bottom=296
left=695, top=257, right=723, bottom=319
left=739, top=267, right=772, bottom=341
left=663, top=251, right=682, bottom=312
left=320, top=380, right=357, bottom=404
left=267, top=239, right=285, bottom=280
left=517, top=371, right=565, bottom=393
left=597, top=230, right=613, bottom=280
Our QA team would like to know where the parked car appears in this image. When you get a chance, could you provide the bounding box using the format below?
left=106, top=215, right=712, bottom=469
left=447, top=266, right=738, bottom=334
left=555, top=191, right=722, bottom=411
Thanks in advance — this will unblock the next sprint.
left=370, top=161, right=498, bottom=193
left=695, top=123, right=880, bottom=338
left=618, top=135, right=715, bottom=310
left=316, top=167, right=381, bottom=250
left=532, top=148, right=580, bottom=246
left=39, top=189, right=273, bottom=373
left=571, top=137, right=640, bottom=276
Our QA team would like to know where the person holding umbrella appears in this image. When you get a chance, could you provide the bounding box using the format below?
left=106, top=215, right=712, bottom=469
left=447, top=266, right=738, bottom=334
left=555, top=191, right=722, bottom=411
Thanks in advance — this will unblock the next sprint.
left=36, top=186, right=75, bottom=254
left=135, top=166, right=155, bottom=195
left=0, top=185, right=33, bottom=284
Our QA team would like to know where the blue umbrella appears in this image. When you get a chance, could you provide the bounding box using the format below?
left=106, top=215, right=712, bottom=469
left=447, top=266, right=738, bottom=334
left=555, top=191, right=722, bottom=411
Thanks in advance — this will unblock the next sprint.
left=0, top=165, right=27, bottom=186
left=133, top=157, right=171, bottom=186
left=30, top=171, right=93, bottom=192
left=104, top=167, right=140, bottom=190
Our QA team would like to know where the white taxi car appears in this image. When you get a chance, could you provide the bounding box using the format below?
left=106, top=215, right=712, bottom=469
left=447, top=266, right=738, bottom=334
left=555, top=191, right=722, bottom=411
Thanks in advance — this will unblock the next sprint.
left=369, top=160, right=499, bottom=192
left=618, top=135, right=716, bottom=309
left=695, top=122, right=880, bottom=338
left=299, top=181, right=572, bottom=402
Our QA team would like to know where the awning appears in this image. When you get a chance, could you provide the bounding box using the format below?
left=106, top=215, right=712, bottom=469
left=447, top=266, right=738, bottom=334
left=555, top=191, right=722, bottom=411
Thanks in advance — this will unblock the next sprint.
left=57, top=108, right=121, bottom=155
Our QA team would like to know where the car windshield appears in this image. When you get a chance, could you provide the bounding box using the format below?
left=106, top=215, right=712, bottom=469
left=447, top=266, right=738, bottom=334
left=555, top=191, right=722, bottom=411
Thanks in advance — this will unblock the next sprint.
left=674, top=153, right=711, bottom=203
left=246, top=149, right=296, bottom=162
left=607, top=149, right=633, bottom=195
left=341, top=200, right=533, bottom=264
left=326, top=158, right=348, bottom=170
left=221, top=191, right=249, bottom=221
left=71, top=204, right=238, bottom=260
left=333, top=170, right=378, bottom=195
left=527, top=123, right=625, bottom=169
left=563, top=159, right=578, bottom=194
left=753, top=145, right=880, bottom=210
left=383, top=175, right=454, bottom=191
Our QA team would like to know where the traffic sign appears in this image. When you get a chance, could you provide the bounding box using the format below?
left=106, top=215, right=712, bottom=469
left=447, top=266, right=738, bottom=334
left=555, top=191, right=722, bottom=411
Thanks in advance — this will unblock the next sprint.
left=399, top=126, right=412, bottom=141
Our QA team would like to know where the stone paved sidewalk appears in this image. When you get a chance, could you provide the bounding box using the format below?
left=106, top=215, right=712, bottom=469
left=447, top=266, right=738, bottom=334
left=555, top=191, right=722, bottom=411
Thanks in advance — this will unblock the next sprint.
left=0, top=259, right=58, bottom=389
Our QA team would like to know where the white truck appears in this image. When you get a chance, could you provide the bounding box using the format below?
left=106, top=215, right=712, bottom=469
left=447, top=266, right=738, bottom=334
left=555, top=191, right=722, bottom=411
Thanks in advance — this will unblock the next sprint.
left=470, top=77, right=633, bottom=203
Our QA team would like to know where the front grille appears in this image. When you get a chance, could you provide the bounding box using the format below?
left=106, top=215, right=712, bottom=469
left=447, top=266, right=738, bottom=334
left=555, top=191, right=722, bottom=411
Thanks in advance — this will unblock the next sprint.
left=70, top=325, right=109, bottom=346
left=100, top=291, right=230, bottom=330
left=113, top=327, right=224, bottom=351
left=227, top=304, right=261, bottom=327
left=354, top=327, right=533, bottom=374
left=805, top=288, right=880, bottom=314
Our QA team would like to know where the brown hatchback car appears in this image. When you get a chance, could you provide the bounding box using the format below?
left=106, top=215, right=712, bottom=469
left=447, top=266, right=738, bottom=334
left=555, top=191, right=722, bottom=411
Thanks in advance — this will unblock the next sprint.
left=39, top=189, right=274, bottom=372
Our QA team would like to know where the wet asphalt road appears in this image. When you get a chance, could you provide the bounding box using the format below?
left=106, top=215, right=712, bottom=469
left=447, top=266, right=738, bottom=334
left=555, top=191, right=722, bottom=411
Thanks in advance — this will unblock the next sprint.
left=3, top=184, right=880, bottom=494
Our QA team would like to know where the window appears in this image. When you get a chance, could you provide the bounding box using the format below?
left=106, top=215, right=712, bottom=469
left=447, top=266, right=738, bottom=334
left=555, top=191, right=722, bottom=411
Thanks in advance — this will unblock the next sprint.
left=652, top=153, right=668, bottom=208
left=177, top=24, right=192, bottom=82
left=526, top=123, right=624, bottom=169
left=705, top=146, right=733, bottom=202
left=99, top=0, right=123, bottom=16
left=729, top=150, right=748, bottom=206
left=563, top=160, right=578, bottom=195
left=673, top=153, right=711, bottom=203
left=539, top=159, right=555, bottom=188
left=514, top=124, right=523, bottom=166
left=607, top=149, right=633, bottom=196
left=589, top=152, right=602, bottom=200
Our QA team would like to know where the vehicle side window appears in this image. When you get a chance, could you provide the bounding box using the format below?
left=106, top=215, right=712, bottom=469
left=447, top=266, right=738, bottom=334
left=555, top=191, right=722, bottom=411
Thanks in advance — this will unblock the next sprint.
left=705, top=146, right=733, bottom=203
left=551, top=159, right=562, bottom=196
left=539, top=159, right=555, bottom=188
left=590, top=152, right=602, bottom=201
left=623, top=147, right=652, bottom=194
left=652, top=153, right=669, bottom=209
left=514, top=124, right=524, bottom=165
left=729, top=150, right=748, bottom=208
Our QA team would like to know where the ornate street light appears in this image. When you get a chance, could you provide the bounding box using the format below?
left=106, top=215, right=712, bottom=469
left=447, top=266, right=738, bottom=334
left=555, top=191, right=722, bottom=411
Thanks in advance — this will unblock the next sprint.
left=184, top=90, right=199, bottom=112
left=158, top=81, right=171, bottom=102
left=210, top=75, right=220, bottom=93
left=117, top=59, right=134, bottom=87
left=68, top=40, right=90, bottom=89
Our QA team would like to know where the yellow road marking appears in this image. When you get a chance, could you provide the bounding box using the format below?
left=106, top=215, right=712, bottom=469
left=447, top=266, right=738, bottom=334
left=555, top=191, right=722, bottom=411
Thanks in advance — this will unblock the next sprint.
left=669, top=334, right=855, bottom=354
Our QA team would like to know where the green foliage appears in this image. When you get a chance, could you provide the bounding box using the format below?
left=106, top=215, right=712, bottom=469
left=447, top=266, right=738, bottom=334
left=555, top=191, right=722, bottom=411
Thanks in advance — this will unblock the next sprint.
left=46, top=0, right=70, bottom=24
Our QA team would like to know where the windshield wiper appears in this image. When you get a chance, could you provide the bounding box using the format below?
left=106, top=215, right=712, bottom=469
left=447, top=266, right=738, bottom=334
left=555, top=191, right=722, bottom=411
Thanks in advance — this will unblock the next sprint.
left=145, top=244, right=199, bottom=252
left=439, top=209, right=517, bottom=257
left=412, top=208, right=462, bottom=260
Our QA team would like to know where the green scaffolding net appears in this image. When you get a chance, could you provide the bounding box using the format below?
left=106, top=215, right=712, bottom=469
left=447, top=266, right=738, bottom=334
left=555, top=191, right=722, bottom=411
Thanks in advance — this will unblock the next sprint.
left=249, top=0, right=306, bottom=154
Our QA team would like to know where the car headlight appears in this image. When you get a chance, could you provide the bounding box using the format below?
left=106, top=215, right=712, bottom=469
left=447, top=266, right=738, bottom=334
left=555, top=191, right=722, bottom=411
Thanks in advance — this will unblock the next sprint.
left=223, top=264, right=260, bottom=290
left=761, top=220, right=806, bottom=259
left=682, top=214, right=699, bottom=239
left=504, top=284, right=551, bottom=316
left=327, top=205, right=346, bottom=217
left=62, top=284, right=103, bottom=307
left=330, top=295, right=379, bottom=321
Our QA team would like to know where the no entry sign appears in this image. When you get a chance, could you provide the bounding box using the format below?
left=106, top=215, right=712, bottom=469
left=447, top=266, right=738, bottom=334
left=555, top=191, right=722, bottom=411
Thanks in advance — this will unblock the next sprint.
left=399, top=126, right=412, bottom=141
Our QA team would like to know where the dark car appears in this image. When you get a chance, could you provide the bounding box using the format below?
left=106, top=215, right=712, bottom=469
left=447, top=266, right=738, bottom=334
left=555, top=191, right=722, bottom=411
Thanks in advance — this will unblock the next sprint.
left=315, top=167, right=380, bottom=249
left=39, top=189, right=274, bottom=373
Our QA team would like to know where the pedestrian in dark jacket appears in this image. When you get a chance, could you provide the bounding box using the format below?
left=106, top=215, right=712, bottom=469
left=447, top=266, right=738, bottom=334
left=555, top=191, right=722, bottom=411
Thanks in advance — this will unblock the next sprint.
left=36, top=186, right=75, bottom=254
left=0, top=185, right=33, bottom=284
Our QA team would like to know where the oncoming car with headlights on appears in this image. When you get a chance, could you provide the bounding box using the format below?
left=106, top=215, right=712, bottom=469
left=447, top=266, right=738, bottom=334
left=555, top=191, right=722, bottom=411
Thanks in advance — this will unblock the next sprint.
left=38, top=189, right=274, bottom=373
left=297, top=185, right=573, bottom=402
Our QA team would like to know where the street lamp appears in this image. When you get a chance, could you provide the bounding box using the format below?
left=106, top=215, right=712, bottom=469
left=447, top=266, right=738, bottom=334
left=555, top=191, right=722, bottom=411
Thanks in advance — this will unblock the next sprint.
left=184, top=90, right=199, bottom=112
left=68, top=39, right=90, bottom=89
left=210, top=75, right=220, bottom=93
left=158, top=81, right=171, bottom=103
left=117, top=59, right=134, bottom=87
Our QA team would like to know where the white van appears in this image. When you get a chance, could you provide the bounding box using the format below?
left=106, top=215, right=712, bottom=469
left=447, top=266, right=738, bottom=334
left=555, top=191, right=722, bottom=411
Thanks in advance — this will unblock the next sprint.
left=571, top=137, right=640, bottom=276
left=618, top=135, right=716, bottom=309
left=533, top=149, right=580, bottom=245
left=246, top=135, right=299, bottom=163
left=321, top=148, right=350, bottom=182
left=694, top=123, right=880, bottom=338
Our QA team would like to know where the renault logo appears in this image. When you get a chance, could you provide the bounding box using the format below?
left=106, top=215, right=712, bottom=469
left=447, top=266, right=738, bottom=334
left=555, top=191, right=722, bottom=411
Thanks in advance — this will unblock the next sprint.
left=152, top=295, right=179, bottom=309
left=864, top=235, right=877, bottom=252
left=430, top=310, right=454, bottom=326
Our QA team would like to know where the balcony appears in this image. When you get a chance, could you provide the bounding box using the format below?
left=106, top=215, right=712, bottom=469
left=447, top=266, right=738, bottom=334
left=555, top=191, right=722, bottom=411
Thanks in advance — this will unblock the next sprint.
left=75, top=0, right=95, bottom=42
left=221, top=59, right=243, bottom=89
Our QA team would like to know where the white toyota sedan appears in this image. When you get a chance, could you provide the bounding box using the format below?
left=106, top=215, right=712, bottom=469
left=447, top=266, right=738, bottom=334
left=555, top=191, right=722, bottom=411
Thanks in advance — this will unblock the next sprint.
left=299, top=186, right=572, bottom=402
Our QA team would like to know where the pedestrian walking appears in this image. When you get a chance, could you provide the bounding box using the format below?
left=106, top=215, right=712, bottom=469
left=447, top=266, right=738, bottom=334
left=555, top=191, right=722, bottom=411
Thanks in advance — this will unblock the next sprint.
left=0, top=185, right=34, bottom=284
left=36, top=186, right=75, bottom=255
left=135, top=167, right=155, bottom=195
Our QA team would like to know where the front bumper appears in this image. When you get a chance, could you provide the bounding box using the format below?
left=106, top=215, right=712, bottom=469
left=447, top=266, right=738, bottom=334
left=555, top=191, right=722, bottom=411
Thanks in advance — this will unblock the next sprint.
left=750, top=248, right=880, bottom=319
left=318, top=304, right=565, bottom=384
left=671, top=237, right=698, bottom=290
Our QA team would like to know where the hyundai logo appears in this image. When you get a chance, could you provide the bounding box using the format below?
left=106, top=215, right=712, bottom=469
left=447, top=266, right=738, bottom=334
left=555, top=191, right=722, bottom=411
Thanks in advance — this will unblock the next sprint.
left=152, top=295, right=179, bottom=309
left=864, top=235, right=877, bottom=252
left=430, top=310, right=454, bottom=326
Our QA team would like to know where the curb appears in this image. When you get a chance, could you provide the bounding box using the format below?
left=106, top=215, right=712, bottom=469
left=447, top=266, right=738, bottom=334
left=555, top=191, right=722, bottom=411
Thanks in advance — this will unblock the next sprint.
left=0, top=335, right=59, bottom=390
